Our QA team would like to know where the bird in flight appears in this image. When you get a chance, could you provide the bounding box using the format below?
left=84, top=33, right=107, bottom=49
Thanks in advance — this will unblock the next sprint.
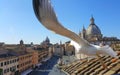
left=33, top=0, right=118, bottom=69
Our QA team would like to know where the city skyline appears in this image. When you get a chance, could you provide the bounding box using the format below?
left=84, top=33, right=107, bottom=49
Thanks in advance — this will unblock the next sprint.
left=0, top=0, right=120, bottom=44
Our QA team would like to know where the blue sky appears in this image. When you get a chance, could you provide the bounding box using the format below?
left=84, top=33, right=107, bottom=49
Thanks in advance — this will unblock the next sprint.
left=0, top=0, right=120, bottom=44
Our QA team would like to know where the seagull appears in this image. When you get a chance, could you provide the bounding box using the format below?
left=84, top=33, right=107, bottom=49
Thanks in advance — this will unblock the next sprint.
left=33, top=0, right=118, bottom=69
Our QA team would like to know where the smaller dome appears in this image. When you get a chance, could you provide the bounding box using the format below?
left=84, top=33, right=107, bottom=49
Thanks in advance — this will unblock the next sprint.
left=45, top=36, right=50, bottom=43
left=20, top=40, right=24, bottom=45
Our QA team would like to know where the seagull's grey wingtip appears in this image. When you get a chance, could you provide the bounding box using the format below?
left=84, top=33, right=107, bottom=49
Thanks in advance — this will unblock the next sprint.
left=33, top=0, right=42, bottom=22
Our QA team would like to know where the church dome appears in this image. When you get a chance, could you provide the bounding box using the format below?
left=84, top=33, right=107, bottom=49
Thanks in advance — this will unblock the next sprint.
left=86, top=17, right=101, bottom=36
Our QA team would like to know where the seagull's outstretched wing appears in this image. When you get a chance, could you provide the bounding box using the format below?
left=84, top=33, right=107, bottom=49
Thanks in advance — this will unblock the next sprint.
left=33, top=0, right=90, bottom=46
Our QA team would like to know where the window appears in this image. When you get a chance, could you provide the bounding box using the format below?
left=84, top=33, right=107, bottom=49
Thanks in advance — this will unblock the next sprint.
left=7, top=61, right=9, bottom=65
left=10, top=60, right=12, bottom=64
left=14, top=59, right=16, bottom=62
left=12, top=60, right=14, bottom=63
left=7, top=68, right=9, bottom=72
left=1, top=62, right=3, bottom=67
left=10, top=67, right=12, bottom=71
left=4, top=69, right=7, bottom=73
left=4, top=61, right=7, bottom=65
left=17, top=65, right=19, bottom=68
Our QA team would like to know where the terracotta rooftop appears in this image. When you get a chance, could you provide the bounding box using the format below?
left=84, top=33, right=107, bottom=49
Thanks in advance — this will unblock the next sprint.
left=61, top=52, right=120, bottom=75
